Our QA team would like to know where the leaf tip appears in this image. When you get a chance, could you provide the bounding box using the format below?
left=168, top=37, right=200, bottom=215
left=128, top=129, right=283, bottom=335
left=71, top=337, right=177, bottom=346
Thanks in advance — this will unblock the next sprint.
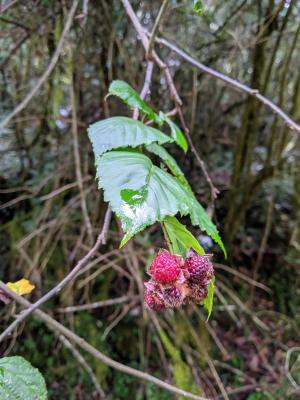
left=119, top=232, right=132, bottom=248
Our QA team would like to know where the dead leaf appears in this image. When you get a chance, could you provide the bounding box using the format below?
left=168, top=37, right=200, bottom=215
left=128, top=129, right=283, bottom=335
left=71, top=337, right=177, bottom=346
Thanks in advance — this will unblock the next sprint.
left=6, top=279, right=35, bottom=295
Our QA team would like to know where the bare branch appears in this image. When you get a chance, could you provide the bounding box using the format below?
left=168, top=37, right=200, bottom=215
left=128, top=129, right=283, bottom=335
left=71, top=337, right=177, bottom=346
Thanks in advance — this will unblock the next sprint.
left=133, top=60, right=154, bottom=119
left=121, top=0, right=182, bottom=105
left=0, top=208, right=112, bottom=343
left=146, top=0, right=169, bottom=59
left=58, top=334, right=105, bottom=398
left=58, top=295, right=133, bottom=313
left=153, top=35, right=300, bottom=133
left=0, top=0, right=19, bottom=14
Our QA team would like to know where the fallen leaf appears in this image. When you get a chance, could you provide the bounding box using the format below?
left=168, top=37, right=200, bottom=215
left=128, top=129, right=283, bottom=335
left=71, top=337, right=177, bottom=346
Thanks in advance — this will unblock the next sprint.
left=6, top=279, right=35, bottom=296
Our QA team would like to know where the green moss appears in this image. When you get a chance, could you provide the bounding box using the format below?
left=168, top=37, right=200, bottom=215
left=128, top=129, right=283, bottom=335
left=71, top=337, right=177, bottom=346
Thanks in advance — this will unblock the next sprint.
left=157, top=327, right=202, bottom=398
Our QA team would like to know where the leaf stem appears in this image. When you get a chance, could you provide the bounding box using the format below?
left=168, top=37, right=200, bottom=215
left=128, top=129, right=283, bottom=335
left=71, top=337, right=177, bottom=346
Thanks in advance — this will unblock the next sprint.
left=161, top=221, right=173, bottom=253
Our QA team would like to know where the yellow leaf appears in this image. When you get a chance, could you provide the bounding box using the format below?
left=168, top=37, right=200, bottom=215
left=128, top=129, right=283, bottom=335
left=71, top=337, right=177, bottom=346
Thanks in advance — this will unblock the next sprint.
left=6, top=279, right=35, bottom=296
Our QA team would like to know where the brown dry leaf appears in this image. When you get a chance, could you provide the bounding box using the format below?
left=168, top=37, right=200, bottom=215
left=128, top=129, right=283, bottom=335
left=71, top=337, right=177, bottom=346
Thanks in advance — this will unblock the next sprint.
left=6, top=279, right=35, bottom=296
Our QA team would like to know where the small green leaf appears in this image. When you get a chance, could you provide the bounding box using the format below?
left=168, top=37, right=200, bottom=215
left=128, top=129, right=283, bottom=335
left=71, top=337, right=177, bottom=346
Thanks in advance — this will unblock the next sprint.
left=194, top=0, right=203, bottom=16
left=163, top=216, right=204, bottom=257
left=88, top=116, right=172, bottom=158
left=159, top=112, right=188, bottom=153
left=108, top=80, right=161, bottom=123
left=202, top=275, right=215, bottom=320
left=0, top=356, right=47, bottom=400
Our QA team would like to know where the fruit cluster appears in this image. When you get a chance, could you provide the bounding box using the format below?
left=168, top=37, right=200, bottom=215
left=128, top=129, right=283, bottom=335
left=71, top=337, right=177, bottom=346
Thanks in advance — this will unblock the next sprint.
left=144, top=249, right=213, bottom=311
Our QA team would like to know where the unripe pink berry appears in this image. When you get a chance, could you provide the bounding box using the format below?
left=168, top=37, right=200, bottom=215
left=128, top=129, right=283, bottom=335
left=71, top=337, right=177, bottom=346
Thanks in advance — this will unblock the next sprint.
left=185, top=252, right=213, bottom=285
left=162, top=286, right=184, bottom=308
left=144, top=287, right=165, bottom=312
left=190, top=284, right=208, bottom=303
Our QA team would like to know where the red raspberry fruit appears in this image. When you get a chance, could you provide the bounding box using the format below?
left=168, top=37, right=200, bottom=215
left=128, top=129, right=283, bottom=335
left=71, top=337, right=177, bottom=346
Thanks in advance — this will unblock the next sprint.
left=149, top=249, right=183, bottom=285
left=185, top=253, right=213, bottom=285
left=144, top=287, right=165, bottom=312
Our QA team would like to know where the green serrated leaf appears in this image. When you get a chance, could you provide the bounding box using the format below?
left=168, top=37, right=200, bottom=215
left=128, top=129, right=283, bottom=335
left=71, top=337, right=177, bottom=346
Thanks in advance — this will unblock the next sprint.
left=96, top=149, right=226, bottom=254
left=146, top=144, right=226, bottom=255
left=88, top=114, right=225, bottom=253
left=159, top=112, right=188, bottom=153
left=190, top=199, right=227, bottom=257
left=88, top=117, right=172, bottom=158
left=194, top=0, right=203, bottom=16
left=108, top=80, right=161, bottom=124
left=202, top=275, right=215, bottom=320
left=97, top=151, right=192, bottom=244
left=146, top=143, right=189, bottom=186
left=163, top=216, right=204, bottom=257
left=0, top=356, right=47, bottom=400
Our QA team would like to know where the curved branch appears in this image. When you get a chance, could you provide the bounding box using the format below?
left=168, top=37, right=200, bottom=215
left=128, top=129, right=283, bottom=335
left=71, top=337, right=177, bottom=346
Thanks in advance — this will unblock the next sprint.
left=152, top=35, right=300, bottom=133
left=146, top=0, right=169, bottom=58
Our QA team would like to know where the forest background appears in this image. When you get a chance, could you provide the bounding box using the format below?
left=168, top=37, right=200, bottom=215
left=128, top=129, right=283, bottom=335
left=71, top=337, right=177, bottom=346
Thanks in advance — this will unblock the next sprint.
left=0, top=0, right=300, bottom=399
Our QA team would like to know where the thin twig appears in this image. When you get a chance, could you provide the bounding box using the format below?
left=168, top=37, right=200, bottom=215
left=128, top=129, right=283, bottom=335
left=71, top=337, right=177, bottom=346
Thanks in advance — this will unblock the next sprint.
left=214, top=384, right=259, bottom=399
left=133, top=60, right=154, bottom=119
left=219, top=282, right=269, bottom=332
left=0, top=0, right=79, bottom=129
left=0, top=33, right=30, bottom=70
left=121, top=0, right=182, bottom=104
left=0, top=208, right=112, bottom=343
left=152, top=35, right=300, bottom=133
left=0, top=283, right=208, bottom=400
left=215, top=263, right=272, bottom=293
left=251, top=183, right=275, bottom=301
left=39, top=177, right=91, bottom=201
left=0, top=0, right=18, bottom=14
left=146, top=0, right=169, bottom=59
left=58, top=334, right=105, bottom=398
left=181, top=313, right=229, bottom=400
left=58, top=295, right=133, bottom=313
left=285, top=347, right=300, bottom=392
left=180, top=112, right=220, bottom=203
left=102, top=301, right=133, bottom=340
left=190, top=68, right=198, bottom=134
left=69, top=57, right=93, bottom=243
